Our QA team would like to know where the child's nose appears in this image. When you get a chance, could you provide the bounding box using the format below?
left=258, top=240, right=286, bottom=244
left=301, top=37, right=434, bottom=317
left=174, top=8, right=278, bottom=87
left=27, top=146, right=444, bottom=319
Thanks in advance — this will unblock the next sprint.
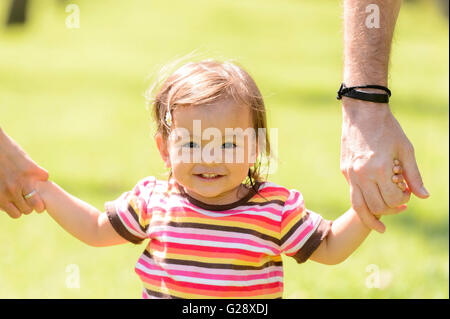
left=201, top=145, right=223, bottom=164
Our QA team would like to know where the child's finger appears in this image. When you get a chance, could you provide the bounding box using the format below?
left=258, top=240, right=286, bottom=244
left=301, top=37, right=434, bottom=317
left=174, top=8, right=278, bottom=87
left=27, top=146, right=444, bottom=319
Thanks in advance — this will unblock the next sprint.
left=391, top=174, right=403, bottom=184
left=397, top=181, right=407, bottom=192
left=392, top=165, right=402, bottom=174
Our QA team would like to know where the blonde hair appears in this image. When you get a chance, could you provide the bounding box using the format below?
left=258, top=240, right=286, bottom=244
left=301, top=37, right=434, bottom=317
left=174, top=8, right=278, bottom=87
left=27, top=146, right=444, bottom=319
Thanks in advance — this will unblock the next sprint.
left=146, top=59, right=272, bottom=188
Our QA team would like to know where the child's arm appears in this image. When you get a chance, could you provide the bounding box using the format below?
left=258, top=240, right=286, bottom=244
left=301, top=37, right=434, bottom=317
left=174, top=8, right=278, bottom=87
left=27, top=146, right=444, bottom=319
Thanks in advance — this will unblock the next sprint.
left=35, top=180, right=127, bottom=247
left=309, top=205, right=406, bottom=265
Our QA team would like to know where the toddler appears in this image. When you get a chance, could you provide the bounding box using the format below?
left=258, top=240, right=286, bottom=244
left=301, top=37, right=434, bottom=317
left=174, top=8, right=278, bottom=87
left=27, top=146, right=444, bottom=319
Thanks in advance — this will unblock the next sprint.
left=32, top=60, right=408, bottom=299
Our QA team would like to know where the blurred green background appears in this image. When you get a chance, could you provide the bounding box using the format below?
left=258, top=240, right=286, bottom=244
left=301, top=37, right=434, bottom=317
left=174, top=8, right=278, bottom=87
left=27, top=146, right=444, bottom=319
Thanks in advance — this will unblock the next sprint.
left=0, top=0, right=448, bottom=298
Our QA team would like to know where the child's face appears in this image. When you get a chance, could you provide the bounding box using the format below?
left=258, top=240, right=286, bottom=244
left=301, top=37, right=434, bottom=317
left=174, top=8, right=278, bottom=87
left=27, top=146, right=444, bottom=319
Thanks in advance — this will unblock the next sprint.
left=156, top=99, right=257, bottom=204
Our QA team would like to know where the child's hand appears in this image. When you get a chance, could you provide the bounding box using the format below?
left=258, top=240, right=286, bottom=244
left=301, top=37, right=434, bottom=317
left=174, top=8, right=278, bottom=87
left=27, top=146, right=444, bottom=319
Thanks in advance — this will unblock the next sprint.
left=392, top=159, right=408, bottom=192
left=371, top=159, right=410, bottom=221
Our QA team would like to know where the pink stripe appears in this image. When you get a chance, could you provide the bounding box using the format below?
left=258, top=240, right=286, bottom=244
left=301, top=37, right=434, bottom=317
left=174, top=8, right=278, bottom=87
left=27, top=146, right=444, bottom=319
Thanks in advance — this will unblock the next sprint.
left=119, top=209, right=144, bottom=237
left=284, top=191, right=300, bottom=207
left=151, top=230, right=279, bottom=254
left=258, top=185, right=290, bottom=196
left=138, top=259, right=283, bottom=282
left=283, top=220, right=315, bottom=252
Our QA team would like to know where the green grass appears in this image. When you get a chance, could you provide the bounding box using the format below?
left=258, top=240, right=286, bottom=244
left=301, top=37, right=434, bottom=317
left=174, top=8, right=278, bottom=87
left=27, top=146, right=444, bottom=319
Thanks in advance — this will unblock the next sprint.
left=0, top=0, right=448, bottom=298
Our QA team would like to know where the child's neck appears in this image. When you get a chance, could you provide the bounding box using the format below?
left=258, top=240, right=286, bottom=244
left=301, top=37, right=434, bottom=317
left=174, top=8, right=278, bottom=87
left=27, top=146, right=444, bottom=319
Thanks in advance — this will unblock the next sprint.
left=183, top=184, right=250, bottom=206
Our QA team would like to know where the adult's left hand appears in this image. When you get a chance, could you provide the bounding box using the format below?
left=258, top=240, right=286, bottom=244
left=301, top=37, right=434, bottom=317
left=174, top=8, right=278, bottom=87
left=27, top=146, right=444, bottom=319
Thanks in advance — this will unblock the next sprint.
left=0, top=127, right=49, bottom=218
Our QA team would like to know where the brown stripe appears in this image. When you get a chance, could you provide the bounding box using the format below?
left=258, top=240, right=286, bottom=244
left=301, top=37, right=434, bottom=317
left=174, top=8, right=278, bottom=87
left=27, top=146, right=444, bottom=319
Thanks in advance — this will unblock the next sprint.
left=145, top=250, right=283, bottom=270
left=105, top=208, right=145, bottom=245
left=144, top=288, right=181, bottom=299
left=245, top=199, right=285, bottom=207
left=291, top=219, right=332, bottom=264
left=280, top=213, right=310, bottom=245
left=127, top=203, right=149, bottom=233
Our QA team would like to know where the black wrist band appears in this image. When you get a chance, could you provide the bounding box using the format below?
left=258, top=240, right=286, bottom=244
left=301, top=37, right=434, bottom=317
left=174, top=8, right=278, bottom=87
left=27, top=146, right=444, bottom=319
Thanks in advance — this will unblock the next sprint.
left=336, top=83, right=391, bottom=103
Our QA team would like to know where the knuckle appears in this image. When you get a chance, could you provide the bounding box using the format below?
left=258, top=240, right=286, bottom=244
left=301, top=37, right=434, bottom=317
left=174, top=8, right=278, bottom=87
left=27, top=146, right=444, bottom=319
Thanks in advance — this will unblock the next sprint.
left=351, top=162, right=366, bottom=175
left=6, top=182, right=18, bottom=197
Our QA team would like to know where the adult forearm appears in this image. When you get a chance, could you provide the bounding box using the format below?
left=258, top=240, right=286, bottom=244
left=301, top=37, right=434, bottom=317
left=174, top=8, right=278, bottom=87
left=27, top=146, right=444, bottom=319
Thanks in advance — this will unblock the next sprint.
left=343, top=0, right=402, bottom=87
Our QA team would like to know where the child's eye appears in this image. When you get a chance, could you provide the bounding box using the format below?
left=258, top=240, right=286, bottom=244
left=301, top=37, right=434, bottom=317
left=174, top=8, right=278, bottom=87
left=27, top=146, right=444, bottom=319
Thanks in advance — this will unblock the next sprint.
left=222, top=142, right=237, bottom=149
left=182, top=141, right=200, bottom=148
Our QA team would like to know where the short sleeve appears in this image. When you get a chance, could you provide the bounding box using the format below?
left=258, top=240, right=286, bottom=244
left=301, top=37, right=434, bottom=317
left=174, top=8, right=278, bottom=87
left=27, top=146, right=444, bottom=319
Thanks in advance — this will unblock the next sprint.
left=280, top=189, right=332, bottom=263
left=104, top=176, right=157, bottom=244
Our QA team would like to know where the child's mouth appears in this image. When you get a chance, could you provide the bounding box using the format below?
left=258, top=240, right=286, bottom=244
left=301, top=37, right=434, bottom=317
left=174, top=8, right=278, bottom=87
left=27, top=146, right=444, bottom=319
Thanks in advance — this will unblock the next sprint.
left=194, top=173, right=224, bottom=180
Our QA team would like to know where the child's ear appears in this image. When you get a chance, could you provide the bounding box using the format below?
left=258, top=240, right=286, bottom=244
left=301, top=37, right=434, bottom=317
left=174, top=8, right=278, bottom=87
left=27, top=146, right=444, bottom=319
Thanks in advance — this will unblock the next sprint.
left=155, top=133, right=171, bottom=168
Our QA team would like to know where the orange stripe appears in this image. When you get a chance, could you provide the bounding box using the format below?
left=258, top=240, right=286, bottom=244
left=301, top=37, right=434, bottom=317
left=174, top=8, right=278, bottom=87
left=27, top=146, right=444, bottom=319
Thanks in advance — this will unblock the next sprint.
left=139, top=274, right=282, bottom=298
left=282, top=206, right=305, bottom=229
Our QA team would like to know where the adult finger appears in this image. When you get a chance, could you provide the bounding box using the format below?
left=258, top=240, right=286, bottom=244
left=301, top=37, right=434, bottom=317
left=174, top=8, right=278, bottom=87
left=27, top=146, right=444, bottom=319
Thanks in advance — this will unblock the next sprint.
left=358, top=180, right=388, bottom=216
left=22, top=185, right=45, bottom=213
left=0, top=202, right=22, bottom=219
left=377, top=172, right=410, bottom=208
left=12, top=190, right=33, bottom=215
left=360, top=178, right=409, bottom=216
left=350, top=183, right=386, bottom=233
left=399, top=144, right=429, bottom=199
left=378, top=204, right=408, bottom=216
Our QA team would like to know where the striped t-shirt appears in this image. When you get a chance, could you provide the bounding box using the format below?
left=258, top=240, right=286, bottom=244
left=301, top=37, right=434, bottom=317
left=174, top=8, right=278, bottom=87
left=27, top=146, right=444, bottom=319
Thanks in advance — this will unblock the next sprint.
left=105, top=176, right=331, bottom=299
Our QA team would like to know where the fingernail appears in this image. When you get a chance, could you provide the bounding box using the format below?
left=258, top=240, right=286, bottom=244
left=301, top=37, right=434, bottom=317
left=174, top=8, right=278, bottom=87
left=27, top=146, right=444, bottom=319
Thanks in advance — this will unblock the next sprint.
left=420, top=186, right=430, bottom=197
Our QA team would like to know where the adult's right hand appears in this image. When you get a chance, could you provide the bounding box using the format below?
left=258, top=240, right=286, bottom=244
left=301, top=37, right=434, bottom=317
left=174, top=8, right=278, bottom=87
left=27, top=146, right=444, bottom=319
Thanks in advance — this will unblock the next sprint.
left=0, top=127, right=48, bottom=218
left=340, top=99, right=429, bottom=233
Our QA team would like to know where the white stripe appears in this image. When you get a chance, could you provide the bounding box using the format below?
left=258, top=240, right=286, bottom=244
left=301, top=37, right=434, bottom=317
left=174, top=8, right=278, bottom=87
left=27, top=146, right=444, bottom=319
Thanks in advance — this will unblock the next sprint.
left=117, top=208, right=147, bottom=239
left=283, top=199, right=304, bottom=214
left=139, top=254, right=283, bottom=276
left=149, top=225, right=280, bottom=251
left=135, top=263, right=283, bottom=287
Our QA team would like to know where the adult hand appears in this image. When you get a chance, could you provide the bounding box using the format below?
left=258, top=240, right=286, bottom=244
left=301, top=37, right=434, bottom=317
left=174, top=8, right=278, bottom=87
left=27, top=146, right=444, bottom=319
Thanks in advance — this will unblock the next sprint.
left=0, top=127, right=48, bottom=218
left=340, top=99, right=429, bottom=233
